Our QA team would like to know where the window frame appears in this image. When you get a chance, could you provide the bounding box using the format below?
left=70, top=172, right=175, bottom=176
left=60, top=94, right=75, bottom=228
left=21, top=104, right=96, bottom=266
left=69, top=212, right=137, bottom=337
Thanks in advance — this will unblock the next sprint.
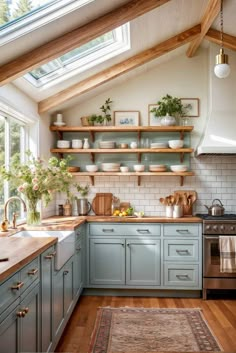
left=0, top=0, right=94, bottom=46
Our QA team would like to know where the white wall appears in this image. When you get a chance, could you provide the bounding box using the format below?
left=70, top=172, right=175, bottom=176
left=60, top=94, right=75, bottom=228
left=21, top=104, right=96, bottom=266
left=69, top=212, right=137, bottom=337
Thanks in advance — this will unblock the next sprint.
left=55, top=46, right=236, bottom=216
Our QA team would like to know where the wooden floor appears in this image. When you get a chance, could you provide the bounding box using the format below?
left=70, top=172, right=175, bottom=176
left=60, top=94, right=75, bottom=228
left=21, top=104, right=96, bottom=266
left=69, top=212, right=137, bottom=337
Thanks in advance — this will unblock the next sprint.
left=56, top=295, right=236, bottom=353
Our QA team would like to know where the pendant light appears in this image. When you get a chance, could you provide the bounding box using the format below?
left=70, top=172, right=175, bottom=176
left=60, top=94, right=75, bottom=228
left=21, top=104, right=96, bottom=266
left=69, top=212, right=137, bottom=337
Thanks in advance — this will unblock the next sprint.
left=214, top=0, right=230, bottom=78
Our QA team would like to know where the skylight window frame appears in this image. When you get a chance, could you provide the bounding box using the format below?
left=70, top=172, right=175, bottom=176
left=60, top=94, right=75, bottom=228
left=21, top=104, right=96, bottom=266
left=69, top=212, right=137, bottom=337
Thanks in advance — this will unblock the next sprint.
left=0, top=0, right=94, bottom=46
left=24, top=23, right=130, bottom=89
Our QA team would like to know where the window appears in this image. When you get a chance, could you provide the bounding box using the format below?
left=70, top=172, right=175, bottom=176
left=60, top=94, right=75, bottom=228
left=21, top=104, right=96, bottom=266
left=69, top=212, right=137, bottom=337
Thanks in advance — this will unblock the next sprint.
left=0, top=110, right=29, bottom=222
left=0, top=0, right=94, bottom=45
left=24, top=23, right=130, bottom=87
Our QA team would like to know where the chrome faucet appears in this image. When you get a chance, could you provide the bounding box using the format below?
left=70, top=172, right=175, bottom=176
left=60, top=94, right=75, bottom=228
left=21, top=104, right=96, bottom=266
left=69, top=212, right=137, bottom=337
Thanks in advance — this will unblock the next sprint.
left=1, top=196, right=27, bottom=231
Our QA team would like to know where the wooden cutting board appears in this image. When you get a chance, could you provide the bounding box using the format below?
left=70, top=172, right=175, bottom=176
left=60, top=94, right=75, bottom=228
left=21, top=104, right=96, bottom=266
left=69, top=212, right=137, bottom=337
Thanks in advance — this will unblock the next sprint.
left=92, top=193, right=113, bottom=216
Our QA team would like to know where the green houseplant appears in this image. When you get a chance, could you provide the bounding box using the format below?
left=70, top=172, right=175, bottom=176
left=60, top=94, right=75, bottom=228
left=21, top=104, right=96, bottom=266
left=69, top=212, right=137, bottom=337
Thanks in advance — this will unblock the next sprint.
left=89, top=98, right=113, bottom=125
left=151, top=94, right=185, bottom=126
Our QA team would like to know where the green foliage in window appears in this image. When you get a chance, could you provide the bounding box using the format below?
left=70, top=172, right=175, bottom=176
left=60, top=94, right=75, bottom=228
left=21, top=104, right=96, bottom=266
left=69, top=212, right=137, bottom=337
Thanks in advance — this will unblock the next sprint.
left=12, top=0, right=33, bottom=19
left=0, top=0, right=9, bottom=25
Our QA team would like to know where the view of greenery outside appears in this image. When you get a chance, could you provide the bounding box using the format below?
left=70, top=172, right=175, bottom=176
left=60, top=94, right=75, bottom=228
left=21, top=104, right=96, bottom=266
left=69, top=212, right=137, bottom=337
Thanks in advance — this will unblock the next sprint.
left=0, top=115, right=25, bottom=221
left=0, top=0, right=55, bottom=27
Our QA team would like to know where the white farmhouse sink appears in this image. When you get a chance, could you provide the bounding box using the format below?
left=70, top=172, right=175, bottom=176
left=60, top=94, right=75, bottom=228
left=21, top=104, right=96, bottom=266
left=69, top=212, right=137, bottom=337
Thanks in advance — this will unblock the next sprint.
left=12, top=230, right=75, bottom=270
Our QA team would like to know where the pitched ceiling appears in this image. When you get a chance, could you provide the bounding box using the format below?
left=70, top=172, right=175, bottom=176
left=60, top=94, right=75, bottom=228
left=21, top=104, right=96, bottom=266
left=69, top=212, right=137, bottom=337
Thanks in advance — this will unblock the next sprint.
left=1, top=0, right=236, bottom=113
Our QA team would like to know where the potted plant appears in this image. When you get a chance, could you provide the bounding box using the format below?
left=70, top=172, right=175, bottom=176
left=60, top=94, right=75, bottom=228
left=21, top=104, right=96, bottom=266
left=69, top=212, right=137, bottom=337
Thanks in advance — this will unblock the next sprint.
left=89, top=98, right=113, bottom=125
left=150, top=94, right=185, bottom=126
left=74, top=183, right=91, bottom=215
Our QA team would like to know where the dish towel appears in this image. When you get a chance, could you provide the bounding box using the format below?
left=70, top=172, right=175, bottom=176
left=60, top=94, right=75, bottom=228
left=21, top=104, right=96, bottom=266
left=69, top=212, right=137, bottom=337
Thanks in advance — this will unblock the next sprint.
left=219, top=236, right=236, bottom=272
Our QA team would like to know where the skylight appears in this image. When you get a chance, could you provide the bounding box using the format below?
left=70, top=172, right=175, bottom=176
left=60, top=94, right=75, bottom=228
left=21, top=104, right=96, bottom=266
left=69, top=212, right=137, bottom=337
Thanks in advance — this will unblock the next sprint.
left=0, top=0, right=94, bottom=45
left=24, top=23, right=130, bottom=88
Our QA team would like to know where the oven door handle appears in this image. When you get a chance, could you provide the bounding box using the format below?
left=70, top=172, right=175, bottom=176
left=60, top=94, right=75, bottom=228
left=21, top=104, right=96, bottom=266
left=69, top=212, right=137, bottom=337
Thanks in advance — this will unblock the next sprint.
left=204, top=236, right=219, bottom=240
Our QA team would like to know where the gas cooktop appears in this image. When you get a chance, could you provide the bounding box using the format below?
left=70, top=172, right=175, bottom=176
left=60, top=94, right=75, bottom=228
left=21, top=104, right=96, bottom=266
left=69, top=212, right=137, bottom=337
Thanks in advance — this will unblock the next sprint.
left=196, top=214, right=236, bottom=221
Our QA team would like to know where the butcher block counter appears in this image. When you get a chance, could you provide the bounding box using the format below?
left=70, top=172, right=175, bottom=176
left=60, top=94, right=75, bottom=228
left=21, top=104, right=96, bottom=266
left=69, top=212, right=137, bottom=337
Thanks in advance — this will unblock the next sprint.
left=0, top=215, right=202, bottom=282
left=0, top=237, right=57, bottom=282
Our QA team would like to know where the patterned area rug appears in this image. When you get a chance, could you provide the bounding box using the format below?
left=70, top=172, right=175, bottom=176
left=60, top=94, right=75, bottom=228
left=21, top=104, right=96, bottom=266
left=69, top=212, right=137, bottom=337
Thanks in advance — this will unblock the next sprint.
left=89, top=307, right=223, bottom=353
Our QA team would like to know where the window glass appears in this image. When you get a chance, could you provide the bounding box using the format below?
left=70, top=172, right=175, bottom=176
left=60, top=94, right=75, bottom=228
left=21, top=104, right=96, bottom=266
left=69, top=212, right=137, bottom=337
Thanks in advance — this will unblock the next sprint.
left=0, top=113, right=27, bottom=222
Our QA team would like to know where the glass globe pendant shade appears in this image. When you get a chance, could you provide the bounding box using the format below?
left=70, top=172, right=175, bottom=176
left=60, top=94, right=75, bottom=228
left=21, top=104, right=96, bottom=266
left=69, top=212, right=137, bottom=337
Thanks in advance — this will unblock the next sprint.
left=214, top=48, right=230, bottom=78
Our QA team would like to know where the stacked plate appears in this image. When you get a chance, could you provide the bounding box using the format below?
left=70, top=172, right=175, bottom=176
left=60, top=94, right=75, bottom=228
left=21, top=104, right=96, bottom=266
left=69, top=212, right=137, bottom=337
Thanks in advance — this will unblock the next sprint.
left=150, top=142, right=168, bottom=149
left=149, top=164, right=167, bottom=172
left=170, top=165, right=188, bottom=172
left=57, top=140, right=70, bottom=148
left=99, top=141, right=116, bottom=149
left=101, top=163, right=120, bottom=172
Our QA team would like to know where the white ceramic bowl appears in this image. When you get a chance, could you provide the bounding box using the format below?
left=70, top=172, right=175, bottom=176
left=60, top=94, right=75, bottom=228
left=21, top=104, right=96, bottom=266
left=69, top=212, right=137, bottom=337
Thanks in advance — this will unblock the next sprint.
left=57, top=140, right=70, bottom=148
left=133, top=164, right=145, bottom=172
left=86, top=165, right=98, bottom=172
left=170, top=165, right=188, bottom=172
left=168, top=140, right=184, bottom=149
left=120, top=166, right=129, bottom=173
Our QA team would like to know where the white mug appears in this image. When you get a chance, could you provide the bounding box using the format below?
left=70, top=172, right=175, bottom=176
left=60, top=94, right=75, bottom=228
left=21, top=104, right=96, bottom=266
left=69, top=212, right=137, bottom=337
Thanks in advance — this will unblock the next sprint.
left=72, top=139, right=82, bottom=148
left=130, top=141, right=137, bottom=149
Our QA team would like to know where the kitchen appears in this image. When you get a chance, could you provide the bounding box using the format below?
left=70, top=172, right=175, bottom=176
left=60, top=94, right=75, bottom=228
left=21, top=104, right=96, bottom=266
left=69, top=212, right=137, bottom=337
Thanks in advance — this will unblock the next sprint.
left=0, top=0, right=236, bottom=352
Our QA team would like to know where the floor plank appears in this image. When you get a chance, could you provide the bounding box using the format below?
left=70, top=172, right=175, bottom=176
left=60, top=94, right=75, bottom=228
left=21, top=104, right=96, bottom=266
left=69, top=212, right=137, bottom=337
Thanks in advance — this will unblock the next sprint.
left=56, top=295, right=236, bottom=353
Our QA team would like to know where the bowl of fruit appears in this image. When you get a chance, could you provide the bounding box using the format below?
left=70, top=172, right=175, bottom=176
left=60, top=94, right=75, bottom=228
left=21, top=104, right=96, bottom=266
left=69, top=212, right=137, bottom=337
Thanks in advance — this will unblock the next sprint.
left=112, top=207, right=134, bottom=217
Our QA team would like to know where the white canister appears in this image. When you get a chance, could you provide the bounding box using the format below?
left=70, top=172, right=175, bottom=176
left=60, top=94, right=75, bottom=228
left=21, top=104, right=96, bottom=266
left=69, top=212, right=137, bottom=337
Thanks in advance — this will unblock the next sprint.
left=56, top=113, right=63, bottom=123
left=166, top=205, right=173, bottom=218
left=173, top=205, right=183, bottom=218
left=72, top=139, right=83, bottom=148
left=130, top=141, right=138, bottom=149
left=83, top=138, right=90, bottom=149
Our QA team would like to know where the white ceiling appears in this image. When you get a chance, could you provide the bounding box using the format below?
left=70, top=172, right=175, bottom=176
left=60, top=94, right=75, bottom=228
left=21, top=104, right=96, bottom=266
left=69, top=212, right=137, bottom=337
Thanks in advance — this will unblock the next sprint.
left=2, top=0, right=235, bottom=111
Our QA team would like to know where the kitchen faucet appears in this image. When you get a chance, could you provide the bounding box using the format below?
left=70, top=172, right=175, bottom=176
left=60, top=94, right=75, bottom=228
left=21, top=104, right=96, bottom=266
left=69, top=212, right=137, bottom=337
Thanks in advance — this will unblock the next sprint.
left=1, top=196, right=27, bottom=231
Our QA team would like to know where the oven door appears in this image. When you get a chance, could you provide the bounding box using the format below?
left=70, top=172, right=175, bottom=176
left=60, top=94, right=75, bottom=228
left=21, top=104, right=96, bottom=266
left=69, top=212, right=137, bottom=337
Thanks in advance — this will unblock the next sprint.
left=204, top=235, right=236, bottom=278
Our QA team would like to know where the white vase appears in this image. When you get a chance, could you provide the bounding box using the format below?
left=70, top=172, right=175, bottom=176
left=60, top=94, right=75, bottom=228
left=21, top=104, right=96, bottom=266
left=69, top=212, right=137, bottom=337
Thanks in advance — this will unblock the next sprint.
left=83, top=138, right=90, bottom=149
left=161, top=114, right=176, bottom=126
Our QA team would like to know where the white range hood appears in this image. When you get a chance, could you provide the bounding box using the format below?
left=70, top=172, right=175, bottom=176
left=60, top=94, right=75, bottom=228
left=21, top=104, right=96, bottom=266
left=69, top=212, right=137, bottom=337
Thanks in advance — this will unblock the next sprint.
left=196, top=45, right=236, bottom=155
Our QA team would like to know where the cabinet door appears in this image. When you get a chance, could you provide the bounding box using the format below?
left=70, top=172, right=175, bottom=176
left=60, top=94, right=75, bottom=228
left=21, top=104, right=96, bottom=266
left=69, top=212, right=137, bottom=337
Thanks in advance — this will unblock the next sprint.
left=126, top=239, right=161, bottom=285
left=63, top=259, right=74, bottom=317
left=89, top=238, right=125, bottom=285
left=53, top=268, right=64, bottom=339
left=20, top=284, right=40, bottom=353
left=41, top=246, right=54, bottom=353
left=0, top=305, right=18, bottom=353
left=74, top=238, right=83, bottom=298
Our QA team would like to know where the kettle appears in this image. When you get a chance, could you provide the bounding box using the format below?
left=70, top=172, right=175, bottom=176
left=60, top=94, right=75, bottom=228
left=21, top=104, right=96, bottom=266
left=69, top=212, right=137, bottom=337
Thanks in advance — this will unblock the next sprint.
left=204, top=199, right=225, bottom=216
left=77, top=198, right=91, bottom=215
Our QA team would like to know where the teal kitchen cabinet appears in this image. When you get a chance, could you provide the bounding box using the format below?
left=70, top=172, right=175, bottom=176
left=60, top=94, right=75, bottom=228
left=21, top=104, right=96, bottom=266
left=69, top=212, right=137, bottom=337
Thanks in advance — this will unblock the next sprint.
left=89, top=238, right=125, bottom=285
left=41, top=245, right=56, bottom=353
left=53, top=256, right=74, bottom=344
left=73, top=226, right=85, bottom=299
left=126, top=239, right=161, bottom=286
left=0, top=259, right=40, bottom=353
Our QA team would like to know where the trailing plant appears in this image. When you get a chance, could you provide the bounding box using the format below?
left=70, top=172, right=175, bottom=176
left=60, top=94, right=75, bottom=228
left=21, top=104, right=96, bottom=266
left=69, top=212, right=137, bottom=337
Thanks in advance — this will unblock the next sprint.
left=151, top=94, right=185, bottom=117
left=89, top=98, right=113, bottom=124
left=74, top=182, right=90, bottom=198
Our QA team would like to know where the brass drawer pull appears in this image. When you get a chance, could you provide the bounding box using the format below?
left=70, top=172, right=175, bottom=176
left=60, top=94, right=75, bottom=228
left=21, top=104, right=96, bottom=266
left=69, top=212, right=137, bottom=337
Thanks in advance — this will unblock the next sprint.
left=176, top=274, right=189, bottom=279
left=11, top=281, right=24, bottom=290
left=102, top=228, right=114, bottom=232
left=176, top=229, right=190, bottom=234
left=176, top=249, right=189, bottom=254
left=44, top=251, right=56, bottom=259
left=17, top=310, right=26, bottom=318
left=137, top=229, right=150, bottom=233
left=23, top=307, right=29, bottom=314
left=28, top=268, right=38, bottom=275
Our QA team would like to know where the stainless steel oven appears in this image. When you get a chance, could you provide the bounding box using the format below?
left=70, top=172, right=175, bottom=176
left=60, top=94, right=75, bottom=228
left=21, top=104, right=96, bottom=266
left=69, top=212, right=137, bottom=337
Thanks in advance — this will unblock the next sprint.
left=197, top=214, right=236, bottom=299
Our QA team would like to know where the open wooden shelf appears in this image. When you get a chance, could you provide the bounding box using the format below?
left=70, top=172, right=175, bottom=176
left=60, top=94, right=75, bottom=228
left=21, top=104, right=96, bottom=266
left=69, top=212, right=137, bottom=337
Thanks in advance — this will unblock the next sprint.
left=70, top=171, right=194, bottom=186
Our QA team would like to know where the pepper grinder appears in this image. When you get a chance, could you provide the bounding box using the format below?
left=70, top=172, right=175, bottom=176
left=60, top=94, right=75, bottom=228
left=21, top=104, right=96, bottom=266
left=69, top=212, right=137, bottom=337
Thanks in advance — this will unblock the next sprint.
left=63, top=199, right=72, bottom=216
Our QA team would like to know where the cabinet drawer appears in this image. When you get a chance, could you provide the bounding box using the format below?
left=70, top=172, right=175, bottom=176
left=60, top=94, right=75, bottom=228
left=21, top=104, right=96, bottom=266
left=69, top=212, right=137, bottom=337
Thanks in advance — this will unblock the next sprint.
left=0, top=272, right=20, bottom=316
left=89, top=223, right=160, bottom=236
left=164, top=239, right=199, bottom=262
left=164, top=264, right=199, bottom=287
left=163, top=224, right=199, bottom=237
left=20, top=257, right=40, bottom=293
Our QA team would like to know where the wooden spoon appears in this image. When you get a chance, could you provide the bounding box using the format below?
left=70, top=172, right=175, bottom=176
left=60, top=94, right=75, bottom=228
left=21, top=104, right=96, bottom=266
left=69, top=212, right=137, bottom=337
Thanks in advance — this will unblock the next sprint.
left=159, top=197, right=166, bottom=205
left=170, top=195, right=175, bottom=205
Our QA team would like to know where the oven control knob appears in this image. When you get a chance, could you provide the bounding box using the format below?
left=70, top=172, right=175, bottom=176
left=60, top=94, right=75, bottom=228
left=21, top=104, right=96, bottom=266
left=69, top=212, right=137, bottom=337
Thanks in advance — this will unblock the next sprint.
left=220, top=225, right=225, bottom=231
left=230, top=226, right=235, bottom=231
left=213, top=225, right=218, bottom=231
left=206, top=225, right=211, bottom=231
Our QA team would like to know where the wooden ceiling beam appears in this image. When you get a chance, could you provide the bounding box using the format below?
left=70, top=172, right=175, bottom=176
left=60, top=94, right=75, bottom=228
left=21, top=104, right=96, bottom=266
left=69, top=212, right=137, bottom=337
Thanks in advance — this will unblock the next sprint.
left=186, top=0, right=221, bottom=57
left=0, top=0, right=171, bottom=86
left=38, top=24, right=201, bottom=113
left=205, top=28, right=236, bottom=51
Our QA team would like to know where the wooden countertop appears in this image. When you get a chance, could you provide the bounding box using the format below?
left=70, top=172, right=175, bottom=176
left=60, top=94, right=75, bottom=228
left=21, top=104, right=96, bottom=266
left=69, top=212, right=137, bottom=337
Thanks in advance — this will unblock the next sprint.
left=0, top=215, right=202, bottom=283
left=0, top=237, right=57, bottom=282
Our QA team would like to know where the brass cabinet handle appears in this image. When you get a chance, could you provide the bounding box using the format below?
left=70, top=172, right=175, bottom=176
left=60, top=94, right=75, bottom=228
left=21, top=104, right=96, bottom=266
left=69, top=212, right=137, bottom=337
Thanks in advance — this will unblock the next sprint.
left=17, top=310, right=26, bottom=318
left=23, top=307, right=29, bottom=314
left=136, top=229, right=150, bottom=233
left=11, top=281, right=24, bottom=290
left=102, top=228, right=114, bottom=232
left=176, top=274, right=189, bottom=279
left=63, top=270, right=69, bottom=275
left=176, top=229, right=190, bottom=234
left=176, top=249, right=189, bottom=254
left=27, top=268, right=38, bottom=275
left=44, top=251, right=56, bottom=259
